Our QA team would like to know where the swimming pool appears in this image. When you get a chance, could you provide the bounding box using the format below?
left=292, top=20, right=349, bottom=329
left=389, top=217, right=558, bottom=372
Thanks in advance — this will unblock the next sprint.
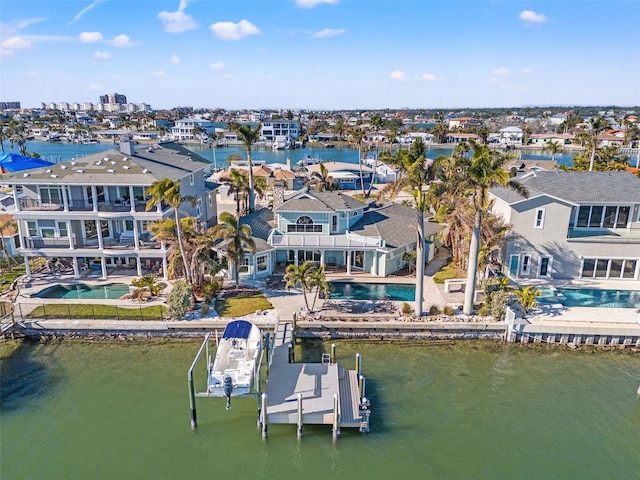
left=329, top=282, right=415, bottom=301
left=537, top=287, right=640, bottom=309
left=33, top=283, right=131, bottom=300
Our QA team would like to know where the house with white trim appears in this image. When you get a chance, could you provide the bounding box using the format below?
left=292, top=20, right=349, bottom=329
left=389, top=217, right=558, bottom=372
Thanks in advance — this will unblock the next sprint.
left=226, top=189, right=439, bottom=280
left=1, top=137, right=217, bottom=280
left=490, top=171, right=640, bottom=282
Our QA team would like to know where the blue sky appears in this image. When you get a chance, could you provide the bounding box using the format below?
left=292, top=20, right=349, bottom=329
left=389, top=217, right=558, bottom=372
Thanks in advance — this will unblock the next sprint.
left=1, top=0, right=639, bottom=110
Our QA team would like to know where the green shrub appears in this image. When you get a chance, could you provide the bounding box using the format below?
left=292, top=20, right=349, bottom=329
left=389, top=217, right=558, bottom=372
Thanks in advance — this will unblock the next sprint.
left=200, top=279, right=222, bottom=302
left=443, top=305, right=455, bottom=316
left=167, top=280, right=193, bottom=320
left=402, top=302, right=412, bottom=314
left=433, top=266, right=458, bottom=284
left=428, top=305, right=440, bottom=315
left=488, top=290, right=511, bottom=320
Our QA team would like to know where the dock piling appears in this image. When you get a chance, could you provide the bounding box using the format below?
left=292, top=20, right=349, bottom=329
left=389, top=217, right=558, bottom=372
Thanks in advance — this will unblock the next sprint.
left=261, top=393, right=268, bottom=438
left=188, top=370, right=197, bottom=429
left=331, top=343, right=336, bottom=364
left=355, top=353, right=362, bottom=376
left=359, top=374, right=365, bottom=400
left=332, top=393, right=340, bottom=439
left=297, top=393, right=303, bottom=438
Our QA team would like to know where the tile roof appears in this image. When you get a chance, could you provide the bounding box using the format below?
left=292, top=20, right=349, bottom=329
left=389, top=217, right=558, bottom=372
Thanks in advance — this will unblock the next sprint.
left=491, top=170, right=640, bottom=205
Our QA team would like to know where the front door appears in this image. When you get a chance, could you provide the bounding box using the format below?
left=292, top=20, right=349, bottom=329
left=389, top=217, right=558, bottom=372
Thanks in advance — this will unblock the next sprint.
left=509, top=255, right=519, bottom=277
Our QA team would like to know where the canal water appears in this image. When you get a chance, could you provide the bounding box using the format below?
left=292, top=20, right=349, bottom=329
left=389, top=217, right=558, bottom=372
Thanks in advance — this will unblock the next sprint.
left=4, top=140, right=577, bottom=168
left=1, top=339, right=638, bottom=479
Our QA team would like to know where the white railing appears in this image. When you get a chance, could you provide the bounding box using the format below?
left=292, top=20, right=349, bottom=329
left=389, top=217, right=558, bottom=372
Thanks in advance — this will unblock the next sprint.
left=269, top=233, right=383, bottom=248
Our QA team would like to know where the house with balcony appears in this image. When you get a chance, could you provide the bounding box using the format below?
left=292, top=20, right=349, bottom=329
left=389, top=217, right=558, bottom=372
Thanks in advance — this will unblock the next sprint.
left=490, top=171, right=640, bottom=282
left=225, top=188, right=439, bottom=280
left=1, top=136, right=217, bottom=280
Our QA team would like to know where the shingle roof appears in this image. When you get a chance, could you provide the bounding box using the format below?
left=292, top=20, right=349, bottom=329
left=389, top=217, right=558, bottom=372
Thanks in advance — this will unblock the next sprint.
left=274, top=188, right=367, bottom=213
left=491, top=170, right=640, bottom=205
left=351, top=202, right=438, bottom=250
left=1, top=141, right=208, bottom=186
left=239, top=208, right=274, bottom=252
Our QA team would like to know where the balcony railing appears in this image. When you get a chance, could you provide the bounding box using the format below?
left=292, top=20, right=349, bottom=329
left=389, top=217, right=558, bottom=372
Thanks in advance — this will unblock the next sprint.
left=269, top=233, right=383, bottom=248
left=18, top=197, right=156, bottom=213
left=22, top=236, right=162, bottom=250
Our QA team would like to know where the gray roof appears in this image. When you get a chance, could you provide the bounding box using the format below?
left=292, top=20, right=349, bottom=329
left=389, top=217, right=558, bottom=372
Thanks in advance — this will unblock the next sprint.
left=274, top=188, right=367, bottom=213
left=1, top=141, right=209, bottom=186
left=351, top=202, right=438, bottom=249
left=239, top=208, right=275, bottom=253
left=491, top=171, right=640, bottom=205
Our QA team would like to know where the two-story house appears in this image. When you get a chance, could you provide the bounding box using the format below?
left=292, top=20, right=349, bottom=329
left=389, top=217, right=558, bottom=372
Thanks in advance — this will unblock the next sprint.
left=224, top=188, right=439, bottom=280
left=2, top=137, right=217, bottom=280
left=490, top=171, right=640, bottom=282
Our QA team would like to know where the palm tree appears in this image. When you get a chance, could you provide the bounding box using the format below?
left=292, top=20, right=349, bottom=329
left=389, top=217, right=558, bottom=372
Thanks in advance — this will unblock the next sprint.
left=587, top=116, right=610, bottom=171
left=513, top=286, right=541, bottom=316
left=284, top=260, right=322, bottom=312
left=212, top=212, right=256, bottom=287
left=0, top=217, right=17, bottom=269
left=228, top=122, right=261, bottom=212
left=145, top=178, right=196, bottom=284
left=543, top=140, right=562, bottom=163
left=377, top=138, right=433, bottom=317
left=350, top=127, right=368, bottom=196
left=449, top=144, right=529, bottom=315
left=308, top=161, right=337, bottom=191
left=366, top=113, right=384, bottom=197
left=227, top=169, right=249, bottom=216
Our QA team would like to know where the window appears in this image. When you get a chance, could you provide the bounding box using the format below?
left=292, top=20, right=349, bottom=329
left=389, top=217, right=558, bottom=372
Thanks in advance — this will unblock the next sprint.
left=534, top=208, right=545, bottom=229
left=287, top=216, right=322, bottom=233
left=27, top=221, right=37, bottom=236
left=520, top=255, right=531, bottom=275
left=57, top=222, right=68, bottom=238
left=257, top=255, right=267, bottom=271
left=576, top=205, right=632, bottom=229
left=238, top=257, right=249, bottom=273
left=196, top=198, right=202, bottom=217
left=538, top=256, right=552, bottom=277
left=189, top=174, right=195, bottom=186
left=331, top=215, right=338, bottom=233
left=39, top=185, right=62, bottom=204
left=582, top=258, right=638, bottom=279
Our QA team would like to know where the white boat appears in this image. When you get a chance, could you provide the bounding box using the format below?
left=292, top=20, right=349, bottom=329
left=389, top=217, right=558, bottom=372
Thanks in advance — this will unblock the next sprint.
left=208, top=320, right=262, bottom=406
left=297, top=154, right=322, bottom=167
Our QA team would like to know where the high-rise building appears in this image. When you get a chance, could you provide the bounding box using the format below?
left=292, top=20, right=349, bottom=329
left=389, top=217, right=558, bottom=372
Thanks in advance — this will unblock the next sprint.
left=0, top=101, right=21, bottom=110
left=99, top=93, right=127, bottom=104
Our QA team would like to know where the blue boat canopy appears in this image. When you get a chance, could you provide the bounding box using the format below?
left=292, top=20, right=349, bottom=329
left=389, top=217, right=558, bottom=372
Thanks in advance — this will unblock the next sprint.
left=222, top=320, right=254, bottom=340
left=0, top=153, right=54, bottom=173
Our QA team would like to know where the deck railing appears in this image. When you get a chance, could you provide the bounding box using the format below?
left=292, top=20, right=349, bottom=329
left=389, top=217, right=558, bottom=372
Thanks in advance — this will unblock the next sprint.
left=269, top=233, right=383, bottom=248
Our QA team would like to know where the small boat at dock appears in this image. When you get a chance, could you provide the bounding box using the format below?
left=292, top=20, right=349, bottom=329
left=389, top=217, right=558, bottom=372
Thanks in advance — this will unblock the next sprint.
left=208, top=320, right=262, bottom=406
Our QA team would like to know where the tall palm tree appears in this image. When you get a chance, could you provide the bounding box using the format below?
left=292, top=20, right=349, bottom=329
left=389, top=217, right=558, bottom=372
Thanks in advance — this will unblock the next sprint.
left=227, top=169, right=249, bottom=216
left=366, top=113, right=384, bottom=197
left=284, top=260, right=319, bottom=312
left=377, top=138, right=433, bottom=317
left=212, top=212, right=256, bottom=287
left=451, top=145, right=529, bottom=315
left=587, top=116, right=610, bottom=171
left=543, top=140, right=562, bottom=163
left=0, top=217, right=18, bottom=269
left=350, top=127, right=368, bottom=196
left=228, top=122, right=261, bottom=212
left=145, top=178, right=196, bottom=283
left=308, top=161, right=337, bottom=191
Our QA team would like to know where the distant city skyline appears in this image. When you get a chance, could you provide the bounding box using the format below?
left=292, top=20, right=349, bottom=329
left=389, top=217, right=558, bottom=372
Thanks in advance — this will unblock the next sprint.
left=1, top=1, right=639, bottom=110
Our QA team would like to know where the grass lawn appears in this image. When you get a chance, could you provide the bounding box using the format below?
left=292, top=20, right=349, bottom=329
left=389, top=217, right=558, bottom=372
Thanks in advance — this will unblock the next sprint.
left=26, top=304, right=167, bottom=320
left=433, top=265, right=459, bottom=284
left=215, top=293, right=272, bottom=317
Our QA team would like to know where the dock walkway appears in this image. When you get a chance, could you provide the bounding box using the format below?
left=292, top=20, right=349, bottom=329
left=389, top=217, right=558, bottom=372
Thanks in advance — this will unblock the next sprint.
left=263, top=322, right=367, bottom=434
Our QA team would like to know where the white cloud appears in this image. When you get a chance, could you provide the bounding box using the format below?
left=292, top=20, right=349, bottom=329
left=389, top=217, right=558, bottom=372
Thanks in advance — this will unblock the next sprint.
left=390, top=70, right=407, bottom=81
left=492, top=67, right=511, bottom=76
left=79, top=31, right=102, bottom=43
left=0, top=18, right=46, bottom=35
left=170, top=54, right=180, bottom=64
left=520, top=10, right=548, bottom=23
left=158, top=1, right=198, bottom=33
left=1, top=36, right=31, bottom=50
left=209, top=61, right=225, bottom=70
left=521, top=67, right=532, bottom=75
left=93, top=51, right=112, bottom=59
left=151, top=70, right=166, bottom=77
left=296, top=0, right=339, bottom=8
left=421, top=73, right=443, bottom=82
left=69, top=0, right=105, bottom=25
left=111, top=34, right=133, bottom=47
left=88, top=83, right=103, bottom=91
left=312, top=28, right=345, bottom=39
left=210, top=20, right=260, bottom=40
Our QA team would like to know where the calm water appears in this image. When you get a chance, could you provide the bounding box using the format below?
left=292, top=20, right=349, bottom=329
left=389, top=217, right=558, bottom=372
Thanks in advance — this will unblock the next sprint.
left=33, top=283, right=130, bottom=300
left=330, top=281, right=416, bottom=301
left=4, top=140, right=577, bottom=168
left=1, top=340, right=638, bottom=480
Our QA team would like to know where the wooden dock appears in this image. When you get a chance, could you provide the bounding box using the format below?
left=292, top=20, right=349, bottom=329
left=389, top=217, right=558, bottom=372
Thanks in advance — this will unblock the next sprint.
left=262, top=321, right=369, bottom=436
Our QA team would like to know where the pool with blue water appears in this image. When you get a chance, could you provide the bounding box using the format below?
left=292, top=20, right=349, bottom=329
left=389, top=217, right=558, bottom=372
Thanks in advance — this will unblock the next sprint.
left=329, top=282, right=416, bottom=301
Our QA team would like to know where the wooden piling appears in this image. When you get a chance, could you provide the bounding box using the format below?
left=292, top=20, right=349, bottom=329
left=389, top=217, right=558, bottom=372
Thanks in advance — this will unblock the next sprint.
left=331, top=343, right=336, bottom=364
left=332, top=393, right=340, bottom=439
left=297, top=393, right=303, bottom=438
left=188, top=370, right=197, bottom=429
left=261, top=393, right=268, bottom=438
left=355, top=353, right=362, bottom=376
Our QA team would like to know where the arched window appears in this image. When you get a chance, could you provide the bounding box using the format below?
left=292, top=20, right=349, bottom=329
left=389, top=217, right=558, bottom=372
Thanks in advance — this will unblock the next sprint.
left=288, top=215, right=323, bottom=233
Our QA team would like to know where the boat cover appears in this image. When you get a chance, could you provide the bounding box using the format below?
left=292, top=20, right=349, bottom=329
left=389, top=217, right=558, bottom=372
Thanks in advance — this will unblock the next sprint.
left=222, top=320, right=253, bottom=340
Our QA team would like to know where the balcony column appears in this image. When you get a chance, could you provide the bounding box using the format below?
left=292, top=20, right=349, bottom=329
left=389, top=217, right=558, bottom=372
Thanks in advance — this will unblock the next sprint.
left=136, top=257, right=142, bottom=277
left=91, top=185, right=98, bottom=212
left=72, top=257, right=80, bottom=280
left=16, top=220, right=25, bottom=249
left=294, top=250, right=298, bottom=266
left=61, top=186, right=69, bottom=212
left=129, top=186, right=136, bottom=213
left=67, top=220, right=74, bottom=249
left=162, top=256, right=168, bottom=281
left=23, top=255, right=31, bottom=279
left=100, top=257, right=107, bottom=280
left=12, top=185, right=21, bottom=212
left=96, top=220, right=104, bottom=250
left=346, top=251, right=352, bottom=275
left=371, top=251, right=378, bottom=276
left=132, top=220, right=140, bottom=250
left=320, top=251, right=325, bottom=266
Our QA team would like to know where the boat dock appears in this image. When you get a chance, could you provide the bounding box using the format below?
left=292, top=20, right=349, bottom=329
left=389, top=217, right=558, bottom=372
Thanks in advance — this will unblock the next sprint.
left=260, top=321, right=369, bottom=438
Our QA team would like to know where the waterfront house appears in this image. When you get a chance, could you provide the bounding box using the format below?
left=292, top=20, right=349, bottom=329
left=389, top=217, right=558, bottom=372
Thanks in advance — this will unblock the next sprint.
left=171, top=117, right=217, bottom=142
left=490, top=171, right=640, bottom=282
left=305, top=162, right=375, bottom=191
left=1, top=137, right=217, bottom=280
left=260, top=120, right=300, bottom=144
left=224, top=188, right=439, bottom=281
